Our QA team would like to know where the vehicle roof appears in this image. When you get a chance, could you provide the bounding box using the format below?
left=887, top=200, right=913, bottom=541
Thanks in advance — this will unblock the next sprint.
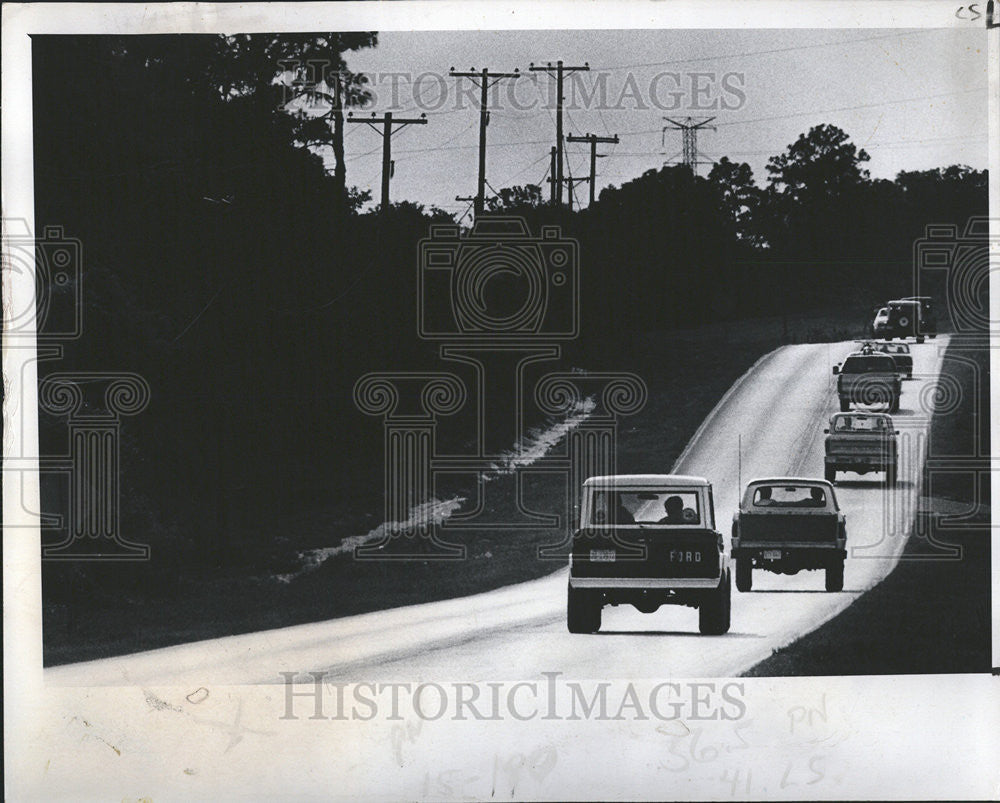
left=843, top=351, right=895, bottom=361
left=584, top=474, right=709, bottom=488
left=887, top=298, right=920, bottom=305
left=745, top=477, right=835, bottom=488
left=830, top=411, right=892, bottom=419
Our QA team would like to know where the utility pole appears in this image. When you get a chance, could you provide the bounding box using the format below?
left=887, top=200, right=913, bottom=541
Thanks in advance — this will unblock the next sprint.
left=529, top=60, right=589, bottom=207
left=560, top=161, right=589, bottom=212
left=450, top=67, right=521, bottom=217
left=662, top=116, right=716, bottom=176
left=347, top=111, right=427, bottom=212
left=547, top=146, right=557, bottom=204
left=566, top=132, right=619, bottom=206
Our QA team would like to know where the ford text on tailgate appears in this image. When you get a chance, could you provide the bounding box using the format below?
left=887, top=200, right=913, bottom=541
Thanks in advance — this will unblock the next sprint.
left=732, top=478, right=847, bottom=592
left=567, top=474, right=730, bottom=635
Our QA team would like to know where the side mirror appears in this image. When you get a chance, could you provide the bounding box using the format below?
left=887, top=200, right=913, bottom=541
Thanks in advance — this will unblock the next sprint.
left=831, top=365, right=840, bottom=375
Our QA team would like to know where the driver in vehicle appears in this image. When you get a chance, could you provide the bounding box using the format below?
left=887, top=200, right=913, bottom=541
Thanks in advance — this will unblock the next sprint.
left=658, top=495, right=686, bottom=524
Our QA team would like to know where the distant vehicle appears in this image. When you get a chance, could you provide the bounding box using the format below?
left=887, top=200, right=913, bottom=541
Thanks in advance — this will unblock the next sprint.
left=898, top=296, right=937, bottom=338
left=731, top=478, right=847, bottom=592
left=568, top=474, right=731, bottom=635
left=871, top=340, right=913, bottom=379
left=873, top=299, right=927, bottom=342
left=824, top=411, right=898, bottom=485
left=832, top=349, right=901, bottom=413
left=871, top=307, right=889, bottom=336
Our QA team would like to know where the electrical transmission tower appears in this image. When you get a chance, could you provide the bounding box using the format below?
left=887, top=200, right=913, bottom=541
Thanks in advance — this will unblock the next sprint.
left=662, top=117, right=716, bottom=176
left=449, top=67, right=521, bottom=217
left=347, top=111, right=428, bottom=212
left=566, top=132, right=619, bottom=206
left=529, top=60, right=589, bottom=207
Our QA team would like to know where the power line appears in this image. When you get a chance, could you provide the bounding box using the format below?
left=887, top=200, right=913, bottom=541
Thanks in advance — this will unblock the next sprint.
left=357, top=86, right=986, bottom=158
left=588, top=28, right=941, bottom=71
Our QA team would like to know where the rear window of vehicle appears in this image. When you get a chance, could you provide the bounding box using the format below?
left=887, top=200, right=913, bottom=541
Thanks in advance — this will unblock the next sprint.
left=592, top=490, right=701, bottom=525
left=832, top=415, right=890, bottom=432
left=842, top=355, right=895, bottom=373
left=752, top=485, right=827, bottom=507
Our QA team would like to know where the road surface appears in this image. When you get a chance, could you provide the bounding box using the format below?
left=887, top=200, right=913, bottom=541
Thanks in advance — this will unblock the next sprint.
left=48, top=337, right=950, bottom=686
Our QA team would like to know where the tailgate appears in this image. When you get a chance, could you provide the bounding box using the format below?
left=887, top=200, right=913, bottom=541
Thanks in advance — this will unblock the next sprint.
left=738, top=513, right=839, bottom=544
left=572, top=528, right=721, bottom=579
left=827, top=435, right=894, bottom=457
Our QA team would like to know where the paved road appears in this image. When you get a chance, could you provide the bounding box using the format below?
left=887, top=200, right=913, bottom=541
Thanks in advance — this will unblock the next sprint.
left=48, top=337, right=949, bottom=686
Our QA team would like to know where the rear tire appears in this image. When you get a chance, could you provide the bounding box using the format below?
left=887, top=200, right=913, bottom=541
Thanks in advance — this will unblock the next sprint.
left=825, top=465, right=837, bottom=483
left=889, top=395, right=900, bottom=414
left=839, top=397, right=850, bottom=412
left=735, top=558, right=752, bottom=592
left=825, top=559, right=845, bottom=592
left=916, top=336, right=925, bottom=344
left=699, top=571, right=732, bottom=635
left=567, top=584, right=601, bottom=633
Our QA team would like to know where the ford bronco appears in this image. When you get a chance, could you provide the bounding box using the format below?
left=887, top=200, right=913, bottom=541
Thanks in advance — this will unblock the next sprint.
left=873, top=299, right=927, bottom=342
left=568, top=475, right=730, bottom=635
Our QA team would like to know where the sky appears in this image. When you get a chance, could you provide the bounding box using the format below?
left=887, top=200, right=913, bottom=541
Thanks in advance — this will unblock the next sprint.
left=319, top=28, right=989, bottom=216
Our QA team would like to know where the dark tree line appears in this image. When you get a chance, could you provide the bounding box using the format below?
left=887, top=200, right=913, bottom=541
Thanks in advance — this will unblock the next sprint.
left=31, top=36, right=987, bottom=599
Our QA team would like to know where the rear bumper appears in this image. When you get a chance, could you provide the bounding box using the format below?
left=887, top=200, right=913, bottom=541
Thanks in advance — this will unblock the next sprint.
left=825, top=454, right=894, bottom=469
left=568, top=576, right=722, bottom=590
left=732, top=543, right=846, bottom=560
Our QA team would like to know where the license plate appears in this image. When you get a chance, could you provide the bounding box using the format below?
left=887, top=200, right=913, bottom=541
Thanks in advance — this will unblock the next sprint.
left=590, top=549, right=616, bottom=563
left=764, top=549, right=782, bottom=560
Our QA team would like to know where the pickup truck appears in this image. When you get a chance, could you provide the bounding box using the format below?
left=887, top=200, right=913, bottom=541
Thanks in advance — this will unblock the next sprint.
left=824, top=411, right=898, bottom=485
left=833, top=350, right=901, bottom=413
left=871, top=341, right=913, bottom=380
left=731, top=478, right=847, bottom=592
left=568, top=474, right=730, bottom=635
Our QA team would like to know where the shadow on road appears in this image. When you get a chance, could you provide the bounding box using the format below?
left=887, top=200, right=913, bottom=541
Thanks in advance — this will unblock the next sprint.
left=834, top=479, right=915, bottom=490
left=596, top=630, right=765, bottom=638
